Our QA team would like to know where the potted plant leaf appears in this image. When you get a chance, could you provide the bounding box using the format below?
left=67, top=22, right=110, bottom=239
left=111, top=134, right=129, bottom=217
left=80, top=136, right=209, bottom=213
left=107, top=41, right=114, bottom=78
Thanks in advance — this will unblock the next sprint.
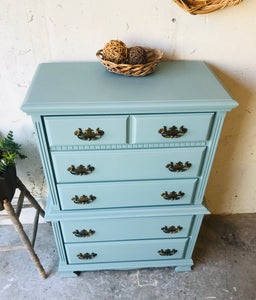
left=0, top=131, right=26, bottom=210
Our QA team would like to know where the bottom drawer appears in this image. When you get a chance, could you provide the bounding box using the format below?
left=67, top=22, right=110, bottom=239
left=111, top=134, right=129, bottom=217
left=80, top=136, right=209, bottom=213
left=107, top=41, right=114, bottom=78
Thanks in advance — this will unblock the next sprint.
left=65, top=238, right=188, bottom=264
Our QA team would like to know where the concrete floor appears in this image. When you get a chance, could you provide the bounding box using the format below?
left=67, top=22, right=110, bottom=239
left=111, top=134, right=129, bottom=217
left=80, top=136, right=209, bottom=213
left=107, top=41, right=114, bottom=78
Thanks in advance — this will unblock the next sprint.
left=0, top=214, right=255, bottom=300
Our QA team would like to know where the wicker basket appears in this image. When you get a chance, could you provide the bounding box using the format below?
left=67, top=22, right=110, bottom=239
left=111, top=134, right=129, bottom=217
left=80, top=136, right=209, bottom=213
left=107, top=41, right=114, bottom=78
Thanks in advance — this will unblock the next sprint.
left=172, top=0, right=243, bottom=15
left=96, top=47, right=163, bottom=77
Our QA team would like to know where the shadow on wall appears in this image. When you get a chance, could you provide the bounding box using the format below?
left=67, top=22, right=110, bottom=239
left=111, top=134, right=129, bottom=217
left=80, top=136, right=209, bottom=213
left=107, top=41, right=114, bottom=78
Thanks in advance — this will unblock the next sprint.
left=15, top=137, right=47, bottom=205
left=205, top=64, right=253, bottom=214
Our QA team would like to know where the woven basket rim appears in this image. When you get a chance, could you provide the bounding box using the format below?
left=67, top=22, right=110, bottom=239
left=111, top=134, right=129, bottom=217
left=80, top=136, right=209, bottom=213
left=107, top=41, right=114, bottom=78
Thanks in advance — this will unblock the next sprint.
left=96, top=47, right=163, bottom=68
left=172, top=0, right=243, bottom=15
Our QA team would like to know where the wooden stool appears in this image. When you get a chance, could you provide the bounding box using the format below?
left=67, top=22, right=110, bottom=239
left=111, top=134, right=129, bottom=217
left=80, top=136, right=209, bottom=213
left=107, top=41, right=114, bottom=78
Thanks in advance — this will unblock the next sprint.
left=0, top=177, right=47, bottom=279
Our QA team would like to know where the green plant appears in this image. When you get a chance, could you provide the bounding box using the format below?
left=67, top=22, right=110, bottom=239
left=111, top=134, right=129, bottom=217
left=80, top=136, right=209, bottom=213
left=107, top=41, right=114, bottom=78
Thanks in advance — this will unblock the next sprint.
left=0, top=131, right=27, bottom=174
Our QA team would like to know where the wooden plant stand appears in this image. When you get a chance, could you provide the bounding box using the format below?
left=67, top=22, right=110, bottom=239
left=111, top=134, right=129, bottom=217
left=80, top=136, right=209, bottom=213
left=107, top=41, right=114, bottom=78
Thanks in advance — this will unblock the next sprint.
left=0, top=177, right=47, bottom=279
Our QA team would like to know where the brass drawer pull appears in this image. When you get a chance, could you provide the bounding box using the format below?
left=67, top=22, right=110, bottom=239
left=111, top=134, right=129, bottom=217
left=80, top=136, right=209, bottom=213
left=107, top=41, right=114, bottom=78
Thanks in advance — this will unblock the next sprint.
left=77, top=252, right=97, bottom=260
left=166, top=161, right=192, bottom=172
left=161, top=191, right=185, bottom=200
left=158, top=249, right=177, bottom=256
left=159, top=126, right=187, bottom=138
left=73, top=229, right=95, bottom=237
left=161, top=226, right=183, bottom=234
left=67, top=164, right=95, bottom=175
left=74, top=128, right=104, bottom=141
left=72, top=195, right=96, bottom=204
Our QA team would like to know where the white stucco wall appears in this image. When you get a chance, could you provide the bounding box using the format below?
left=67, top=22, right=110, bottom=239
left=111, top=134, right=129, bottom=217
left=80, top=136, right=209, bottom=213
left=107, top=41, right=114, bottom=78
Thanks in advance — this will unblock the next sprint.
left=0, top=0, right=255, bottom=214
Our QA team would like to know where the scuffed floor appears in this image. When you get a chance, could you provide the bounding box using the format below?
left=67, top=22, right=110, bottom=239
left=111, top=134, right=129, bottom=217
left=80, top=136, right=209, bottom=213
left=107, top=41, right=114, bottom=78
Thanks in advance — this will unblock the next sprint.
left=0, top=214, right=255, bottom=300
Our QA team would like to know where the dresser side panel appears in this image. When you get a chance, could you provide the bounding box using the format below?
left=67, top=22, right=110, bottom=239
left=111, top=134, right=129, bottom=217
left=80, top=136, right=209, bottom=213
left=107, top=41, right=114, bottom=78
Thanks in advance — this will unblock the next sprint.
left=52, top=222, right=67, bottom=264
left=194, top=112, right=226, bottom=204
left=32, top=116, right=60, bottom=209
left=185, top=215, right=204, bottom=258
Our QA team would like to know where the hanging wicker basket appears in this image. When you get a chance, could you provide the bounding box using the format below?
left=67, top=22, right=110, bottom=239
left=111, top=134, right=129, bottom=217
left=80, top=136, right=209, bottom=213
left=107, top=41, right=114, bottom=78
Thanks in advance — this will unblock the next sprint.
left=172, top=0, right=243, bottom=15
left=96, top=47, right=163, bottom=77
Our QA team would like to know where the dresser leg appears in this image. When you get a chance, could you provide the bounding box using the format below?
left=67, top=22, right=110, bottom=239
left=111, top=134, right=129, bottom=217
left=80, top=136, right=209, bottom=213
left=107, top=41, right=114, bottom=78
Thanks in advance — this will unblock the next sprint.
left=59, top=271, right=79, bottom=278
left=174, top=265, right=192, bottom=272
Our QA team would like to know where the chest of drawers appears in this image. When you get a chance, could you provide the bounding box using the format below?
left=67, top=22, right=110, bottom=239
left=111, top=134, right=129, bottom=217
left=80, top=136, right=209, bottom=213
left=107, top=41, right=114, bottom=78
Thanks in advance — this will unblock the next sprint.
left=21, top=61, right=237, bottom=277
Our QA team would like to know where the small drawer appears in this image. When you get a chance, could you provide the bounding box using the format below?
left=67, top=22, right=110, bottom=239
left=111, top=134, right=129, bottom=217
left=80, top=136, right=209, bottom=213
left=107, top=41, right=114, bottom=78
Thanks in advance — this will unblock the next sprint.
left=58, top=179, right=197, bottom=210
left=60, top=215, right=193, bottom=243
left=44, top=115, right=128, bottom=147
left=51, top=147, right=206, bottom=183
left=131, top=113, right=214, bottom=144
left=65, top=238, right=188, bottom=264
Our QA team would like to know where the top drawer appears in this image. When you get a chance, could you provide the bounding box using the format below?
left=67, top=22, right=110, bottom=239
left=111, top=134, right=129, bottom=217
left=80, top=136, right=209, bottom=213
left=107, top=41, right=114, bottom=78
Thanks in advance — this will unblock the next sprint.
left=44, top=115, right=128, bottom=147
left=131, top=113, right=214, bottom=144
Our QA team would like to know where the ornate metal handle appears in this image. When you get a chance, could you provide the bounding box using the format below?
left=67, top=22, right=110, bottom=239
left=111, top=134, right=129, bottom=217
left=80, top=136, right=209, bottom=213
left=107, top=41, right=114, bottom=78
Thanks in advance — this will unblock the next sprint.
left=158, top=126, right=187, bottom=138
left=77, top=252, right=97, bottom=260
left=74, top=128, right=104, bottom=141
left=161, top=225, right=183, bottom=234
left=73, top=229, right=95, bottom=237
left=158, top=249, right=177, bottom=256
left=166, top=161, right=192, bottom=172
left=67, top=164, right=95, bottom=175
left=161, top=191, right=185, bottom=200
left=72, top=195, right=96, bottom=204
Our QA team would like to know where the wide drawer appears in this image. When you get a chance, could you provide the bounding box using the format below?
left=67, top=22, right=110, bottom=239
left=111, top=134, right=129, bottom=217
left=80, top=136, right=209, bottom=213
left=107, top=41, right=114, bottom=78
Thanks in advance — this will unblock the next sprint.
left=131, top=113, right=214, bottom=144
left=44, top=115, right=128, bottom=146
left=51, top=147, right=206, bottom=183
left=65, top=238, right=188, bottom=264
left=61, top=215, right=193, bottom=243
left=58, top=179, right=197, bottom=210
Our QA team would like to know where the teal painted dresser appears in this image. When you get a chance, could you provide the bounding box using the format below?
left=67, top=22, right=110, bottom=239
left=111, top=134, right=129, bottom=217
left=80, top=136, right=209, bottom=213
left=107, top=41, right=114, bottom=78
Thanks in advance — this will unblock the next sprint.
left=21, top=61, right=238, bottom=277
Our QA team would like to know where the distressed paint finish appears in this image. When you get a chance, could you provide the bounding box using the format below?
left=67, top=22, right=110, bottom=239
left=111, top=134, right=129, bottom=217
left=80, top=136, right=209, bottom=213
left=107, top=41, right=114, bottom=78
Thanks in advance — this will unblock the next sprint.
left=21, top=61, right=237, bottom=277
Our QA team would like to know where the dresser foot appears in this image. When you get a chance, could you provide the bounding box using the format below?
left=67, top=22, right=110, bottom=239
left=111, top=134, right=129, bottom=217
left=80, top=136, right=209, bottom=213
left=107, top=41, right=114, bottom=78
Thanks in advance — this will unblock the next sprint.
left=174, top=265, right=192, bottom=272
left=59, top=271, right=80, bottom=278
